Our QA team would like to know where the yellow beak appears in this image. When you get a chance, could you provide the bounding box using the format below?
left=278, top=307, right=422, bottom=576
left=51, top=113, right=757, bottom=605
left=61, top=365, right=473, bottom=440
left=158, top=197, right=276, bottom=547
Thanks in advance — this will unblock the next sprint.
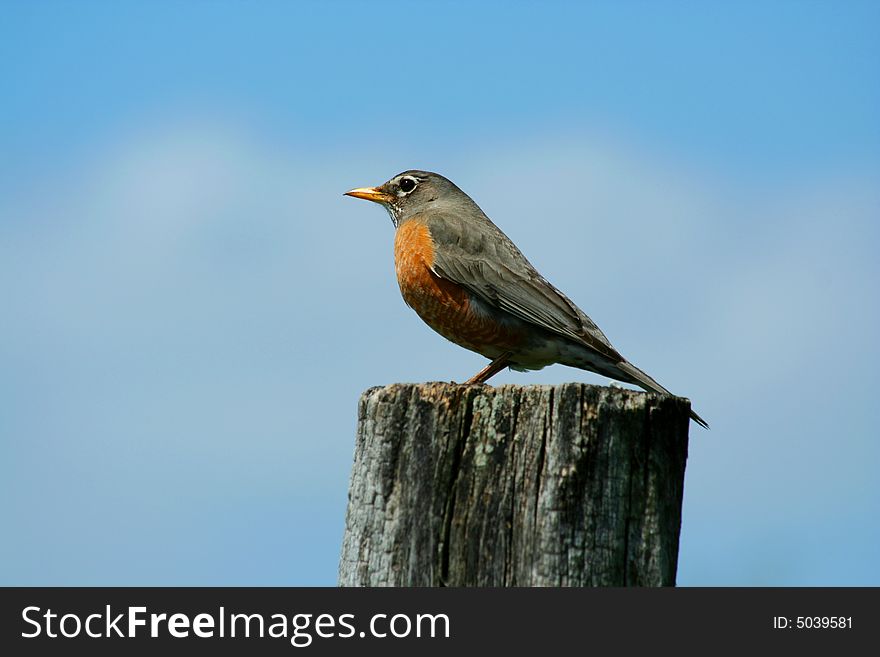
left=344, top=186, right=393, bottom=204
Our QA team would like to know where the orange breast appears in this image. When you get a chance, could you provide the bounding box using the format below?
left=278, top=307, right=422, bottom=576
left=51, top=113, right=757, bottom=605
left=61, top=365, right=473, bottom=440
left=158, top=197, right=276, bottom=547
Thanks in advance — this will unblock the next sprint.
left=393, top=219, right=522, bottom=355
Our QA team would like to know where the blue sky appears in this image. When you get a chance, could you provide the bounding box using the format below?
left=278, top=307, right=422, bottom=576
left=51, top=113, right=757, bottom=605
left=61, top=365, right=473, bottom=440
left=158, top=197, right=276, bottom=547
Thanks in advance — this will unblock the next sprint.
left=1, top=1, right=878, bottom=585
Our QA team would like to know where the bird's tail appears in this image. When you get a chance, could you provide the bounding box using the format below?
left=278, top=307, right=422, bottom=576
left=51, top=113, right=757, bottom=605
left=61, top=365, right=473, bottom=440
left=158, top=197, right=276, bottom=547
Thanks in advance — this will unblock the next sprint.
left=615, top=360, right=709, bottom=429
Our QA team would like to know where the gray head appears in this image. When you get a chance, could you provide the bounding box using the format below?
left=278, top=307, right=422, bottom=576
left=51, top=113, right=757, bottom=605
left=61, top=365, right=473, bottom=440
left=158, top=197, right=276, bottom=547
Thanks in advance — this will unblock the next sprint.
left=344, top=170, right=478, bottom=227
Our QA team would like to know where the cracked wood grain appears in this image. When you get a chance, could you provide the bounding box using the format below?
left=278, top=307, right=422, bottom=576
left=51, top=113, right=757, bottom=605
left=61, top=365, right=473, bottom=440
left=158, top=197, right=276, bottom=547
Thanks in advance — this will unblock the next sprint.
left=338, top=382, right=690, bottom=587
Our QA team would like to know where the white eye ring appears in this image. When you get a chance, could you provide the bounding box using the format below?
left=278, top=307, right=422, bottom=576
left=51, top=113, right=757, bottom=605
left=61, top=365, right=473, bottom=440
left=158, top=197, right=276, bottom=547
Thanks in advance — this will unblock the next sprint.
left=398, top=177, right=418, bottom=194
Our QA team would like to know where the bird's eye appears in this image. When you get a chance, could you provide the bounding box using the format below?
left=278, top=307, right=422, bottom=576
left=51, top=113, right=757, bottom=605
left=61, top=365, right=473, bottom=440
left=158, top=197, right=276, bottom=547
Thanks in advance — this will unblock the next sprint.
left=399, top=177, right=417, bottom=193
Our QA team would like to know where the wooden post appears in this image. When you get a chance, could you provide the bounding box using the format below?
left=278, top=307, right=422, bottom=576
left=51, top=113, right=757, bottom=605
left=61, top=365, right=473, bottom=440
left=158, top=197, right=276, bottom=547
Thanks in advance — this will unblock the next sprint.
left=338, top=382, right=691, bottom=587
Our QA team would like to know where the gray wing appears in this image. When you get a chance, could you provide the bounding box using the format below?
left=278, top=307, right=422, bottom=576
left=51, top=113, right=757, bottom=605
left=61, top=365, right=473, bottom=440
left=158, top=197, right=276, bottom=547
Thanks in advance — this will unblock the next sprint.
left=423, top=211, right=710, bottom=428
left=423, top=211, right=624, bottom=362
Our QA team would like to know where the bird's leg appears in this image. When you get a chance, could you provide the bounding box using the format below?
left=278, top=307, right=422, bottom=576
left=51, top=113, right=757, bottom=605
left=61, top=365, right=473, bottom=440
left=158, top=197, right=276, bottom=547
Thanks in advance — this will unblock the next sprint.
left=463, top=352, right=513, bottom=385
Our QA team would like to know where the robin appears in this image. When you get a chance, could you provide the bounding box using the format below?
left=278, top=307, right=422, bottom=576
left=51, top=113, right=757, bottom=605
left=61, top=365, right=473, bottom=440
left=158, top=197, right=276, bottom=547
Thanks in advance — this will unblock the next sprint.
left=345, top=170, right=708, bottom=428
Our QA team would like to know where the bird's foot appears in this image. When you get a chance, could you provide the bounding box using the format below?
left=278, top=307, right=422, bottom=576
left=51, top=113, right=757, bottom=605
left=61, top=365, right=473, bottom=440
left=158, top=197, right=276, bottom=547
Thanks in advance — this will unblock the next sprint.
left=464, top=352, right=513, bottom=385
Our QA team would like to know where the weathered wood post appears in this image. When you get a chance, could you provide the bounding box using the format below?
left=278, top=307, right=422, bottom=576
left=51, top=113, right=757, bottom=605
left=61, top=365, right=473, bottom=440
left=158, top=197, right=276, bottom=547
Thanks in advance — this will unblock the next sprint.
left=338, top=382, right=691, bottom=586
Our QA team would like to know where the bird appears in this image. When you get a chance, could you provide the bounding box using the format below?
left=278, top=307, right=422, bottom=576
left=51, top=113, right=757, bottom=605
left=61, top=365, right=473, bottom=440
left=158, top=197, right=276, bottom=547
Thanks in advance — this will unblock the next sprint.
left=345, top=170, right=708, bottom=429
